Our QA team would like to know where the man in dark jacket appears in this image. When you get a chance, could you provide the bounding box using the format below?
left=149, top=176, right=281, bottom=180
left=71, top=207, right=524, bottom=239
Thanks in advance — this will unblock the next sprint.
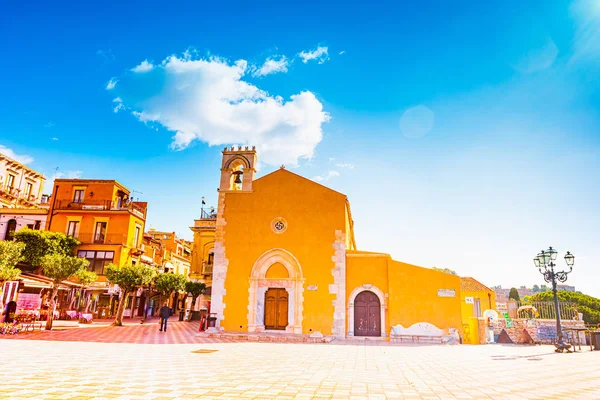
left=159, top=302, right=172, bottom=332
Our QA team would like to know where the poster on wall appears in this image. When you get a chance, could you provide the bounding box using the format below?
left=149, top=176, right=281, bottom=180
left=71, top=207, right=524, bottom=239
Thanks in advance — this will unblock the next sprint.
left=16, top=293, right=42, bottom=310
left=465, top=296, right=474, bottom=304
left=437, top=289, right=456, bottom=297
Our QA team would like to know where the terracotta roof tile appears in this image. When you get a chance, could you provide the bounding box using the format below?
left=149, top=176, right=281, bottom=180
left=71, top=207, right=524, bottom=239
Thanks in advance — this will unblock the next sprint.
left=460, top=277, right=493, bottom=292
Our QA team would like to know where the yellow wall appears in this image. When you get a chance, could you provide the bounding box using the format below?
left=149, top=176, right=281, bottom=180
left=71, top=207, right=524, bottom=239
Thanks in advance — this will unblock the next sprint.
left=221, top=170, right=347, bottom=334
left=460, top=288, right=496, bottom=344
left=346, top=252, right=390, bottom=334
left=346, top=253, right=463, bottom=336
left=387, top=260, right=462, bottom=335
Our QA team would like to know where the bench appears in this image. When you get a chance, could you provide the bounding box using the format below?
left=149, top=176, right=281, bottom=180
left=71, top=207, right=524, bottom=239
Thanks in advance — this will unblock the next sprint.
left=18, top=320, right=43, bottom=333
left=390, top=323, right=460, bottom=344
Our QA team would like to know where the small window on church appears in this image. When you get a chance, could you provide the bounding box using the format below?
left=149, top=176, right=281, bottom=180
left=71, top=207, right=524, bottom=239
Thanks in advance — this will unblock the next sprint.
left=271, top=217, right=288, bottom=234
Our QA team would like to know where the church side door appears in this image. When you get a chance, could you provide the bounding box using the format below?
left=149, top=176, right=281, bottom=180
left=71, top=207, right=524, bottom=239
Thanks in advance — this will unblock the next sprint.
left=354, top=291, right=381, bottom=336
left=264, top=288, right=288, bottom=330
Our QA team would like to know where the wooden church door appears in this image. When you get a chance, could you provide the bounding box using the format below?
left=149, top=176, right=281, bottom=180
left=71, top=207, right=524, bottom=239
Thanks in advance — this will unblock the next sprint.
left=354, top=291, right=381, bottom=336
left=264, top=288, right=289, bottom=330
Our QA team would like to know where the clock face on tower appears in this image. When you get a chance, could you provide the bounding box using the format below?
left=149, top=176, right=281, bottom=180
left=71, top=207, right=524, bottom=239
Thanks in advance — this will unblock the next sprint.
left=271, top=217, right=288, bottom=234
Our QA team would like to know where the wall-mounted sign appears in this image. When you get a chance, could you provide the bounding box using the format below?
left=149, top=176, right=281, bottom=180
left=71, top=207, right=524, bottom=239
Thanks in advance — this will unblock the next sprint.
left=307, top=285, right=318, bottom=291
left=437, top=289, right=456, bottom=297
left=17, top=293, right=42, bottom=310
left=465, top=296, right=474, bottom=304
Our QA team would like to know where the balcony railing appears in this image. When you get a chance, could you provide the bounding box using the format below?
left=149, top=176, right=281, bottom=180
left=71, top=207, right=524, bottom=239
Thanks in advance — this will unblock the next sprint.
left=76, top=232, right=128, bottom=245
left=202, top=264, right=214, bottom=275
left=55, top=199, right=146, bottom=219
left=201, top=209, right=217, bottom=219
left=0, top=186, right=20, bottom=199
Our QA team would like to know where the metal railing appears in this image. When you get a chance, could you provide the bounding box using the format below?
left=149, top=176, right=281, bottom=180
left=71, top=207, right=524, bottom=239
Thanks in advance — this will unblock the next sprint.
left=55, top=199, right=146, bottom=218
left=200, top=209, right=217, bottom=219
left=0, top=186, right=20, bottom=197
left=202, top=264, right=214, bottom=275
left=514, top=300, right=579, bottom=320
left=76, top=232, right=128, bottom=245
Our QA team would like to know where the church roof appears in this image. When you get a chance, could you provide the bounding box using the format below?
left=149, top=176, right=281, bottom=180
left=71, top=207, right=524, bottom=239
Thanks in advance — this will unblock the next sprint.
left=254, top=167, right=348, bottom=197
left=460, top=277, right=493, bottom=292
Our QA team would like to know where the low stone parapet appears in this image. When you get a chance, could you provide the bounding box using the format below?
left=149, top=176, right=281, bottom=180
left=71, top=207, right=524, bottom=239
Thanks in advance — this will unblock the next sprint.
left=389, top=323, right=460, bottom=345
left=200, top=331, right=333, bottom=343
left=493, top=318, right=586, bottom=344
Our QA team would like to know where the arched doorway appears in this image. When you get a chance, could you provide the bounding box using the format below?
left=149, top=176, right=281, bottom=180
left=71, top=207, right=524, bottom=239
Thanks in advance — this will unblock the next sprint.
left=4, top=219, right=17, bottom=240
left=354, top=291, right=381, bottom=337
left=348, top=285, right=387, bottom=337
left=247, top=248, right=304, bottom=333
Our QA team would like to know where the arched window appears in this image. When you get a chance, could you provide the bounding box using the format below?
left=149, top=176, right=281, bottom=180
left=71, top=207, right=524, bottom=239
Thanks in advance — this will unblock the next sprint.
left=4, top=219, right=17, bottom=240
left=229, top=163, right=244, bottom=191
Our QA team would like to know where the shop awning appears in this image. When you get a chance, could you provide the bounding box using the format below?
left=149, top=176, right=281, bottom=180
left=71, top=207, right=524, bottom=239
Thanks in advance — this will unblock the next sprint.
left=20, top=272, right=84, bottom=290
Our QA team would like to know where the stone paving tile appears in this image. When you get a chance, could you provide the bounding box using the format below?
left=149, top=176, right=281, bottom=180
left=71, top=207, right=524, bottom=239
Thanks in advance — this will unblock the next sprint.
left=1, top=325, right=600, bottom=399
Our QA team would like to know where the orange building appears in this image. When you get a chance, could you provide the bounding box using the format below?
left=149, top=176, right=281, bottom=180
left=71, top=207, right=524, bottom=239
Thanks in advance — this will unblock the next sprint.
left=146, top=230, right=191, bottom=276
left=191, top=147, right=491, bottom=340
left=46, top=179, right=147, bottom=318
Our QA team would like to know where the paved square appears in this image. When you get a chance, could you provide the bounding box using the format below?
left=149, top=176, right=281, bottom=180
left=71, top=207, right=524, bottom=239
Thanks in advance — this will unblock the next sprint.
left=0, top=321, right=599, bottom=399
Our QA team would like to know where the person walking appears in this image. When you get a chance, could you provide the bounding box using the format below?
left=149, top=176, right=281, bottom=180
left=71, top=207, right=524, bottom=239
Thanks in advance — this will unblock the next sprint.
left=159, top=302, right=172, bottom=332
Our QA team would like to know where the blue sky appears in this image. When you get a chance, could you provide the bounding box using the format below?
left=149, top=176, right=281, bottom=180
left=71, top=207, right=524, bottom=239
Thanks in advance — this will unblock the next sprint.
left=1, top=0, right=599, bottom=296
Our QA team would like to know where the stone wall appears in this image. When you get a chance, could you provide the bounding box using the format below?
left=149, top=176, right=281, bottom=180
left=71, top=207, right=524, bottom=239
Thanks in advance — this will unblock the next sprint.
left=493, top=318, right=586, bottom=344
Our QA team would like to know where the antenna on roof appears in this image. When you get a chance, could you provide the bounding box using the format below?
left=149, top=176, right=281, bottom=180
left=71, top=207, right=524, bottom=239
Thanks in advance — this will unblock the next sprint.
left=132, top=190, right=143, bottom=201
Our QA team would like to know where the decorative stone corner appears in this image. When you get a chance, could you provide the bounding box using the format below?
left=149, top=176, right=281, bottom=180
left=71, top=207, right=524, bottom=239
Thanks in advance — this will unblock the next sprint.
left=330, top=230, right=346, bottom=338
left=211, top=192, right=229, bottom=327
left=309, top=331, right=324, bottom=338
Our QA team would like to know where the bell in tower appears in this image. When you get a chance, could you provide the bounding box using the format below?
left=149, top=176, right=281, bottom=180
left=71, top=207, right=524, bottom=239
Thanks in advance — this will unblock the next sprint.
left=219, top=145, right=258, bottom=192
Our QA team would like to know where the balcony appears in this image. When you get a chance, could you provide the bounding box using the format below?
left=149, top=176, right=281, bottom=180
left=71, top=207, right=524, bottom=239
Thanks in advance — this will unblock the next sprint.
left=202, top=262, right=213, bottom=276
left=76, top=232, right=127, bottom=245
left=0, top=186, right=20, bottom=200
left=193, top=209, right=217, bottom=230
left=201, top=209, right=217, bottom=219
left=55, top=199, right=146, bottom=219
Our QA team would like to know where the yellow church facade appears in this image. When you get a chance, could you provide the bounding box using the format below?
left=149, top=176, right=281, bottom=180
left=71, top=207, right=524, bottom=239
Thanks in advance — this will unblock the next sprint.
left=192, top=146, right=490, bottom=340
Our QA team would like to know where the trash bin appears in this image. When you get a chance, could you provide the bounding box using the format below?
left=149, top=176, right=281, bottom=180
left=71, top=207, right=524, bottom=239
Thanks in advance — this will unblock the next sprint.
left=207, top=313, right=217, bottom=328
left=591, top=331, right=600, bottom=351
left=179, top=310, right=185, bottom=321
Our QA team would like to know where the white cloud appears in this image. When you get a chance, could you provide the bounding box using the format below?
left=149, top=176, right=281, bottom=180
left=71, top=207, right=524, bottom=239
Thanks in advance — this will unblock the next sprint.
left=96, top=49, right=115, bottom=62
left=328, top=157, right=335, bottom=162
left=112, top=53, right=330, bottom=166
left=335, top=163, right=354, bottom=169
left=112, top=97, right=125, bottom=113
left=298, top=46, right=329, bottom=64
left=313, top=170, right=340, bottom=182
left=512, top=39, right=559, bottom=74
left=252, top=56, right=289, bottom=77
left=399, top=105, right=435, bottom=138
left=44, top=122, right=54, bottom=128
left=55, top=170, right=83, bottom=179
left=339, top=50, right=345, bottom=55
left=0, top=145, right=34, bottom=164
left=131, top=59, right=154, bottom=73
left=50, top=137, right=59, bottom=141
left=106, top=78, right=118, bottom=90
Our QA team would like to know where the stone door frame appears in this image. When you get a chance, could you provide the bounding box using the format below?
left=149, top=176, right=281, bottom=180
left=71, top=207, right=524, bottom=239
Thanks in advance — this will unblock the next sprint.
left=247, top=248, right=305, bottom=334
left=348, top=284, right=387, bottom=337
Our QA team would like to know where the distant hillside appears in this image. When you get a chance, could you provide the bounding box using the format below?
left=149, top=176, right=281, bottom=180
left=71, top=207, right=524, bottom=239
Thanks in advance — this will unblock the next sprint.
left=530, top=291, right=600, bottom=325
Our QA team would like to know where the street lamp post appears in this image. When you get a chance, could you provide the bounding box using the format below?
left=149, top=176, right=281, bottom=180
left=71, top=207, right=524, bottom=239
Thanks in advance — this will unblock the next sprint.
left=533, top=246, right=575, bottom=353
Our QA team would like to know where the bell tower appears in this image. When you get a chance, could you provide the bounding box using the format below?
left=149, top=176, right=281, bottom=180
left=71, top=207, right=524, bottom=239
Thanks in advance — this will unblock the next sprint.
left=209, top=145, right=257, bottom=332
left=219, top=146, right=258, bottom=192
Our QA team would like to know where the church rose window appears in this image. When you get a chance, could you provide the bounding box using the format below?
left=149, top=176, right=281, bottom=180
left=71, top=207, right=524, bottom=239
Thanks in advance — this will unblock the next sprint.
left=271, top=217, right=287, bottom=234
